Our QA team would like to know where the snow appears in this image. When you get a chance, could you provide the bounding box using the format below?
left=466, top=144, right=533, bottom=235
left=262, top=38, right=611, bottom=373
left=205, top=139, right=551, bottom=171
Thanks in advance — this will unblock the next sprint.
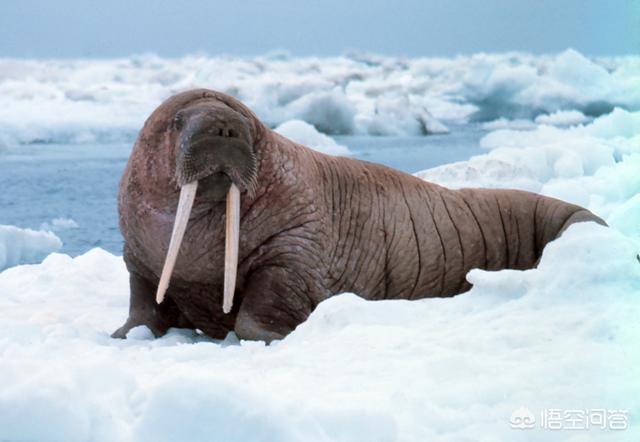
left=356, top=95, right=450, bottom=136
left=417, top=108, right=640, bottom=223
left=279, top=88, right=357, bottom=135
left=0, top=225, right=62, bottom=271
left=1, top=49, right=638, bottom=144
left=535, top=110, right=589, bottom=126
left=274, top=120, right=351, bottom=156
left=0, top=112, right=638, bottom=440
left=0, top=224, right=637, bottom=441
left=481, top=118, right=537, bottom=130
left=1, top=50, right=639, bottom=441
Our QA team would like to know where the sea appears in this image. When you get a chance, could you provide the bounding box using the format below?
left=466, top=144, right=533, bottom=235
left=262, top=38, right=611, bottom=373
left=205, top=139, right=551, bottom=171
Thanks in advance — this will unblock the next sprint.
left=0, top=125, right=486, bottom=256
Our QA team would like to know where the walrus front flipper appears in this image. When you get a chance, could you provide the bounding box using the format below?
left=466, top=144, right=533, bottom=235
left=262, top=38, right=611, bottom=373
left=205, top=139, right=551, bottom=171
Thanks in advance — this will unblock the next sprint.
left=234, top=266, right=319, bottom=343
left=111, top=272, right=194, bottom=339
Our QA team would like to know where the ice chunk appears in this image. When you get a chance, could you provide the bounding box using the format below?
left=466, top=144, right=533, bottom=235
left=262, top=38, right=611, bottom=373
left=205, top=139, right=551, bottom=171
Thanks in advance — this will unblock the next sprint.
left=359, top=95, right=449, bottom=135
left=418, top=109, right=640, bottom=227
left=459, top=49, right=639, bottom=121
left=535, top=110, right=588, bottom=126
left=39, top=217, right=80, bottom=232
left=482, top=118, right=536, bottom=130
left=585, top=107, right=640, bottom=138
left=0, top=225, right=62, bottom=271
left=274, top=119, right=351, bottom=156
left=608, top=194, right=640, bottom=238
left=281, top=88, right=356, bottom=135
left=2, top=50, right=637, bottom=142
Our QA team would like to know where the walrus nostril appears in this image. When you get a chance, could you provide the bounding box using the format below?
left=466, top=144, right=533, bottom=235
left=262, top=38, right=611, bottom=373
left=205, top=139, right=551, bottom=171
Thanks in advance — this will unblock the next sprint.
left=218, top=128, right=224, bottom=136
left=228, top=128, right=236, bottom=137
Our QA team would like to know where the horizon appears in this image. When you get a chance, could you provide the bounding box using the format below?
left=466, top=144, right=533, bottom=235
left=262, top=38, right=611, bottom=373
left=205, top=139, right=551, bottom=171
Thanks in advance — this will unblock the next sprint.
left=1, top=47, right=631, bottom=61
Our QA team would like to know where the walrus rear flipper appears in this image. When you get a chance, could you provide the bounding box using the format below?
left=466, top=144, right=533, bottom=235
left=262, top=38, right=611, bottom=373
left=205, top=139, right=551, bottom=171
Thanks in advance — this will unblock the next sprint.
left=557, top=209, right=607, bottom=235
left=531, top=207, right=607, bottom=268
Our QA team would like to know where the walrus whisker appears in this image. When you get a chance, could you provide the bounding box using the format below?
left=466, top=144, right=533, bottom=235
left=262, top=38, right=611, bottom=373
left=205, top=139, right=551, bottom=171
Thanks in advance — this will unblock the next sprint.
left=156, top=180, right=199, bottom=304
left=223, top=183, right=240, bottom=314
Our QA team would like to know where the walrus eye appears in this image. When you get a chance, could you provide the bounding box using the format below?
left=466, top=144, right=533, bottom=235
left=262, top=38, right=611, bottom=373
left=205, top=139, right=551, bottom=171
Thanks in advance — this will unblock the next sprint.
left=172, top=113, right=184, bottom=131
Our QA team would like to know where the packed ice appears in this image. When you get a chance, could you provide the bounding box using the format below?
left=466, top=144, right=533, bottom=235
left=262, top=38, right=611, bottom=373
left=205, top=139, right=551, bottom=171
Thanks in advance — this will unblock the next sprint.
left=1, top=49, right=638, bottom=145
left=417, top=107, right=640, bottom=234
left=0, top=225, right=62, bottom=271
left=274, top=119, right=351, bottom=156
left=1, top=50, right=639, bottom=441
left=39, top=217, right=80, bottom=232
left=534, top=110, right=589, bottom=126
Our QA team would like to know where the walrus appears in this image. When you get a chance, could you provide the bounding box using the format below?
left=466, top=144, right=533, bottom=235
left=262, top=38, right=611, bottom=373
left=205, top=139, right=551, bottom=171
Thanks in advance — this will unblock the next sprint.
left=111, top=88, right=605, bottom=342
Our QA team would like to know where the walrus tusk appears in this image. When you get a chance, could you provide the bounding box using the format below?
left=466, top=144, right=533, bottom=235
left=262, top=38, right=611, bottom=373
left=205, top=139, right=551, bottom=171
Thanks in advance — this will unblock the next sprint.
left=156, top=181, right=198, bottom=304
left=223, top=183, right=240, bottom=314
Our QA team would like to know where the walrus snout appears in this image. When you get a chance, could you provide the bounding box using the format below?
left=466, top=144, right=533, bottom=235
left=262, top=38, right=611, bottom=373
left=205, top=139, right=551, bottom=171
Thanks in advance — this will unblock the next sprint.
left=155, top=101, right=252, bottom=313
left=173, top=104, right=258, bottom=198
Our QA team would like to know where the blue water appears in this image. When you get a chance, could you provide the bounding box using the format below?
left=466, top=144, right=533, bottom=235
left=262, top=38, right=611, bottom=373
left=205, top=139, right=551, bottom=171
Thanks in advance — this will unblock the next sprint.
left=0, top=124, right=486, bottom=256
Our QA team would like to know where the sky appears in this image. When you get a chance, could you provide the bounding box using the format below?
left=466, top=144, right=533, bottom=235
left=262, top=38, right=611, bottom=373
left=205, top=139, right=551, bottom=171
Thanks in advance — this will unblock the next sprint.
left=1, top=0, right=638, bottom=58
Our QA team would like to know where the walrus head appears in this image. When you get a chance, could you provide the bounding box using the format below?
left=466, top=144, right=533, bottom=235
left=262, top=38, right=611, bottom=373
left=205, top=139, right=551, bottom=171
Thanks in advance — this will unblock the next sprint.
left=174, top=101, right=258, bottom=198
left=155, top=98, right=258, bottom=314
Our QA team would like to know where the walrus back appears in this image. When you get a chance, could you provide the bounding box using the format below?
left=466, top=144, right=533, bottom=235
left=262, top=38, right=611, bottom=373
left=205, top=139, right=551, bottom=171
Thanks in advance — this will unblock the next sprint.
left=313, top=152, right=604, bottom=301
left=409, top=186, right=605, bottom=297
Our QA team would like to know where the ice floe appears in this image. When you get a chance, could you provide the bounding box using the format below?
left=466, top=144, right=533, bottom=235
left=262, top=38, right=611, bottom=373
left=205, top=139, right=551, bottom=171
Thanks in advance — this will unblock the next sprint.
left=1, top=49, right=638, bottom=144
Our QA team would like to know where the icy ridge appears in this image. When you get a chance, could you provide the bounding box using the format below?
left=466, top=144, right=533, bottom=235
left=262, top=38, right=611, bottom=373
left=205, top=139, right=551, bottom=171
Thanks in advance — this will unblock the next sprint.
left=1, top=49, right=638, bottom=145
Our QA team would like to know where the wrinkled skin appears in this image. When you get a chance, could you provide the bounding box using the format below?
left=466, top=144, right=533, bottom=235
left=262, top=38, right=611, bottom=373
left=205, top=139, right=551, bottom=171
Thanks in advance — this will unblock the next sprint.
left=112, top=89, right=605, bottom=342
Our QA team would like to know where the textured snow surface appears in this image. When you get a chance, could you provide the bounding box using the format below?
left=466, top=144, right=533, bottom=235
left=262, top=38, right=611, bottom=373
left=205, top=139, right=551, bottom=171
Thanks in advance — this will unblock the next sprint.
left=274, top=119, right=351, bottom=156
left=0, top=225, right=62, bottom=271
left=0, top=224, right=638, bottom=442
left=1, top=110, right=639, bottom=441
left=1, top=49, right=638, bottom=144
left=417, top=108, right=640, bottom=233
left=1, top=50, right=639, bottom=441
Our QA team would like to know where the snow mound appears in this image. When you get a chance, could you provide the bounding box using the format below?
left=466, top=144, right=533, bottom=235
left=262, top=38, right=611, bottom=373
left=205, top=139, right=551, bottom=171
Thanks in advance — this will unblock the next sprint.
left=1, top=49, right=638, bottom=144
left=417, top=108, right=640, bottom=228
left=535, top=109, right=589, bottom=126
left=0, top=225, right=62, bottom=271
left=0, top=221, right=638, bottom=441
left=356, top=95, right=450, bottom=136
left=482, top=118, right=537, bottom=130
left=459, top=49, right=640, bottom=121
left=274, top=119, right=351, bottom=156
left=280, top=88, right=356, bottom=135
